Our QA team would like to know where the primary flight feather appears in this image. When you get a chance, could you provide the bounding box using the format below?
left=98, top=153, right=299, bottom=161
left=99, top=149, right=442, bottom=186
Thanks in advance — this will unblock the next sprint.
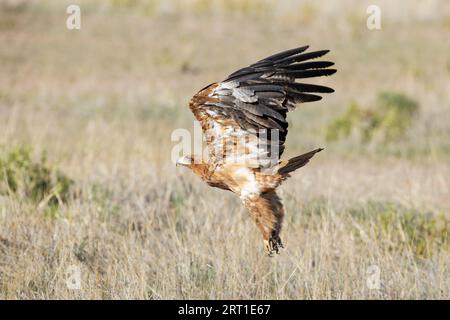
left=177, top=46, right=336, bottom=256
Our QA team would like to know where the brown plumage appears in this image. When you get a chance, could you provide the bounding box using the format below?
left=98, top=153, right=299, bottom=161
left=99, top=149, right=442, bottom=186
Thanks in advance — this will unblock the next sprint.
left=177, top=46, right=335, bottom=256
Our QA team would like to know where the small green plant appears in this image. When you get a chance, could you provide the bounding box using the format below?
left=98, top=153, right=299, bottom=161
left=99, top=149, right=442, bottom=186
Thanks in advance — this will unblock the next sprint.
left=376, top=92, right=418, bottom=141
left=169, top=190, right=187, bottom=235
left=189, top=256, right=216, bottom=290
left=325, top=101, right=363, bottom=141
left=90, top=183, right=121, bottom=219
left=326, top=92, right=419, bottom=144
left=0, top=146, right=73, bottom=209
left=349, top=201, right=449, bottom=258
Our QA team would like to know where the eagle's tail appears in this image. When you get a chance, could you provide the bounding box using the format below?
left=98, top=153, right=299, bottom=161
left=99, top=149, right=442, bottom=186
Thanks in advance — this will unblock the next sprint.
left=278, top=148, right=323, bottom=175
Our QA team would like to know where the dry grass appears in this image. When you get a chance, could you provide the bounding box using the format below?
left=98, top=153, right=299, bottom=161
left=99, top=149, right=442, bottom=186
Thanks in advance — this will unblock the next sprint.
left=0, top=0, right=449, bottom=299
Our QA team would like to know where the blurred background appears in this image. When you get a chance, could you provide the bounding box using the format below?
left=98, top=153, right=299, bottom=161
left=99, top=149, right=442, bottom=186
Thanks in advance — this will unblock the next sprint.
left=0, top=0, right=449, bottom=299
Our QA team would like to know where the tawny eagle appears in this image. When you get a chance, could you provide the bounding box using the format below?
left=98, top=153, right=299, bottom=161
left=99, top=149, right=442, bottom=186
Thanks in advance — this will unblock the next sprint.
left=177, top=46, right=335, bottom=256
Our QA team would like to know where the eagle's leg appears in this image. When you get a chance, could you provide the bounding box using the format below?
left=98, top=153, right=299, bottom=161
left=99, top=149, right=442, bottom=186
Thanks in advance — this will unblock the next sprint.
left=243, top=191, right=285, bottom=256
left=249, top=214, right=279, bottom=257
left=264, top=232, right=283, bottom=257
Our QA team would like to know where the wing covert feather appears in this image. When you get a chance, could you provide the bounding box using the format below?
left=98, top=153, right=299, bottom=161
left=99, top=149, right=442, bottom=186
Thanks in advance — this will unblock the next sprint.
left=188, top=46, right=335, bottom=167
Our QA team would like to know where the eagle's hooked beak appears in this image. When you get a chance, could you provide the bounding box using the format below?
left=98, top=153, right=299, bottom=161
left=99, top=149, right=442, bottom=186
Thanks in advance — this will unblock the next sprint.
left=176, top=156, right=192, bottom=167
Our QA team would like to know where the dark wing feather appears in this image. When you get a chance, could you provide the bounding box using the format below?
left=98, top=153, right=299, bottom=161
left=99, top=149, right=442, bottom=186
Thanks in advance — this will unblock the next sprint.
left=189, top=46, right=335, bottom=167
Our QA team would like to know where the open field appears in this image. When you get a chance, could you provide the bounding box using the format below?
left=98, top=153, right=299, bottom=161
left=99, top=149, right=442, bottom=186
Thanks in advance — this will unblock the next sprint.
left=0, top=0, right=449, bottom=299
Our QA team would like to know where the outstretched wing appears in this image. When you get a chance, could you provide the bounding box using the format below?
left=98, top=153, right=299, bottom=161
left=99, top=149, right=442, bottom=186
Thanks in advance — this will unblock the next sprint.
left=189, top=46, right=335, bottom=167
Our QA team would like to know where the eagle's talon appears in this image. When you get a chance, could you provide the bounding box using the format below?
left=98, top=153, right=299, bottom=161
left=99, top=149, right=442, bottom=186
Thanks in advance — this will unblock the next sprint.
left=264, top=240, right=274, bottom=256
left=264, top=236, right=283, bottom=256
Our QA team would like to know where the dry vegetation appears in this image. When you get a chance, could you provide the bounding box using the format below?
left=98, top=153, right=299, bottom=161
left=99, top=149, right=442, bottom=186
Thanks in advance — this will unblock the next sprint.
left=0, top=0, right=449, bottom=299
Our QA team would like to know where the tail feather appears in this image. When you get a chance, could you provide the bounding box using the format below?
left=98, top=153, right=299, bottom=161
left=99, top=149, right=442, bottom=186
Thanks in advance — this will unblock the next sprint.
left=278, top=148, right=323, bottom=175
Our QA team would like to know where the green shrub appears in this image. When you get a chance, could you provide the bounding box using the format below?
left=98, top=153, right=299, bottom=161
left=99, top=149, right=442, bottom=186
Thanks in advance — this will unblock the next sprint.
left=326, top=92, right=419, bottom=144
left=0, top=146, right=73, bottom=208
left=376, top=92, right=418, bottom=141
left=325, top=101, right=363, bottom=141
left=349, top=201, right=448, bottom=258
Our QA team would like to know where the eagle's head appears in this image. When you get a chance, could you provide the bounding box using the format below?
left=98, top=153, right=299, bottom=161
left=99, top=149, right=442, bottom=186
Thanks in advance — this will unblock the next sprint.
left=176, top=155, right=205, bottom=167
left=176, top=155, right=209, bottom=178
left=176, top=155, right=193, bottom=167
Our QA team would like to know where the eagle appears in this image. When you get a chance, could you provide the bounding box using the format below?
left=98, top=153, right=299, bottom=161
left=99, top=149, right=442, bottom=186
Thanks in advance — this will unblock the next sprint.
left=176, top=46, right=336, bottom=256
